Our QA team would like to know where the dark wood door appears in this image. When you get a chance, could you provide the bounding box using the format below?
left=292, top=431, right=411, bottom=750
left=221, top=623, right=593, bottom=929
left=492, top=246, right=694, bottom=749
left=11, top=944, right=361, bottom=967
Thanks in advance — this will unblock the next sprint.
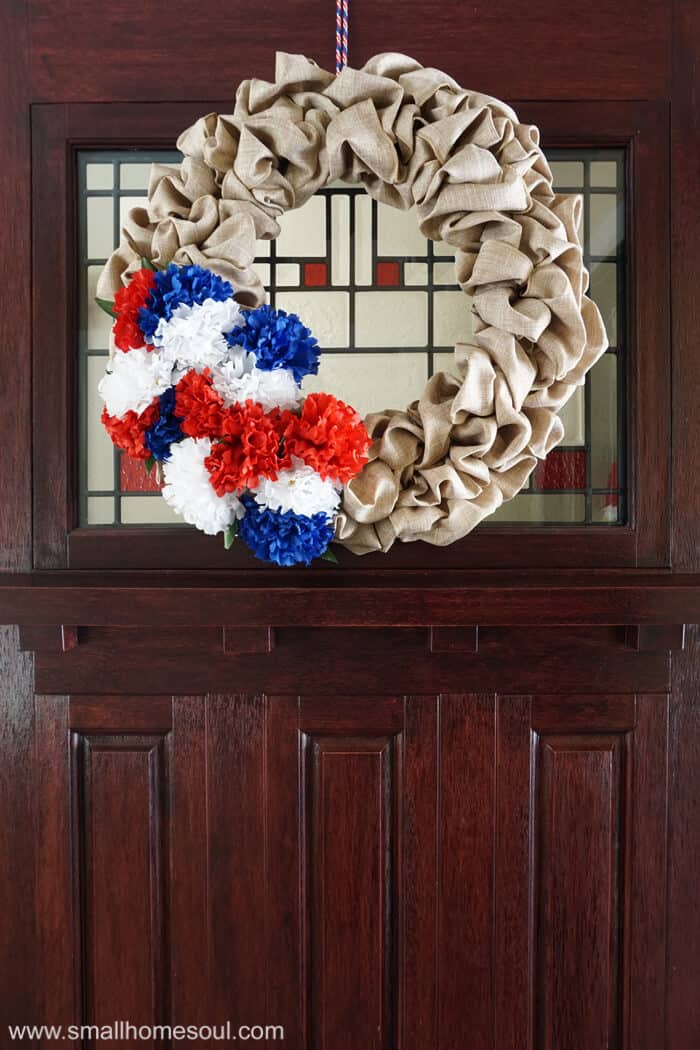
left=35, top=691, right=668, bottom=1049
left=1, top=2, right=699, bottom=1049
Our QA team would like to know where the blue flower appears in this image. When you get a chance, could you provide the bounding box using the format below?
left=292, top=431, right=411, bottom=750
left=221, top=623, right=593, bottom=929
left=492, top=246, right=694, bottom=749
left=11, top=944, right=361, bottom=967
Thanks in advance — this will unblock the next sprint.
left=139, top=264, right=234, bottom=339
left=144, top=387, right=185, bottom=461
left=238, top=498, right=335, bottom=566
left=227, top=305, right=320, bottom=383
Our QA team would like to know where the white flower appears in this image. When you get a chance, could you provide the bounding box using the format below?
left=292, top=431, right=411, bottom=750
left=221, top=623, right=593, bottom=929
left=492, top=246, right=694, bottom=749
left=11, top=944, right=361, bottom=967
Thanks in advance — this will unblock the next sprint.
left=161, top=437, right=243, bottom=535
left=211, top=355, right=302, bottom=412
left=253, top=458, right=341, bottom=517
left=98, top=347, right=173, bottom=418
left=152, top=297, right=244, bottom=370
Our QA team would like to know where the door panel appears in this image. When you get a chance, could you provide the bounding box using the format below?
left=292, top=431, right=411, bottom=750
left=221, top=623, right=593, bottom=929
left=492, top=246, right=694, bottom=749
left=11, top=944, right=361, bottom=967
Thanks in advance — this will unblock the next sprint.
left=35, top=692, right=667, bottom=1048
left=74, top=733, right=169, bottom=1040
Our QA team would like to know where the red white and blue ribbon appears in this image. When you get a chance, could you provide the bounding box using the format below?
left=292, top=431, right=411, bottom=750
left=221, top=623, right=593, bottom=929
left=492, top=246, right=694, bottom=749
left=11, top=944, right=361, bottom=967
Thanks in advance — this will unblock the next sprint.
left=335, top=0, right=349, bottom=74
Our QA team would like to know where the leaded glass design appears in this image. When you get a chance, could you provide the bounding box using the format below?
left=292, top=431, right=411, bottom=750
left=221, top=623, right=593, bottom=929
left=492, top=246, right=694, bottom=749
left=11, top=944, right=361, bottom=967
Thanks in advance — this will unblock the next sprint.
left=78, top=148, right=625, bottom=527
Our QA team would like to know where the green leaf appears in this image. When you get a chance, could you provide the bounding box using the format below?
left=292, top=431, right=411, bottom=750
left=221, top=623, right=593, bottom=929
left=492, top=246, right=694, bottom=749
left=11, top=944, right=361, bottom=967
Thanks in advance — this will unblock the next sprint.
left=141, top=256, right=157, bottom=271
left=320, top=547, right=339, bottom=565
left=144, top=456, right=156, bottom=475
left=95, top=297, right=116, bottom=318
left=224, top=522, right=239, bottom=550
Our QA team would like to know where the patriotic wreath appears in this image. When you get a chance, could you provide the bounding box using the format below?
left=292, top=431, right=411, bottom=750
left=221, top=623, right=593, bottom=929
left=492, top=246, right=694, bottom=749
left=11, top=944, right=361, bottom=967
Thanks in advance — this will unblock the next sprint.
left=97, top=261, right=370, bottom=566
left=98, top=53, right=608, bottom=558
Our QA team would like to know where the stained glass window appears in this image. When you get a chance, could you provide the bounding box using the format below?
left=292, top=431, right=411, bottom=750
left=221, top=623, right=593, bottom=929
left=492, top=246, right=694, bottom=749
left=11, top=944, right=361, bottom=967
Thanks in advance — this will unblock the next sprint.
left=78, top=148, right=625, bottom=527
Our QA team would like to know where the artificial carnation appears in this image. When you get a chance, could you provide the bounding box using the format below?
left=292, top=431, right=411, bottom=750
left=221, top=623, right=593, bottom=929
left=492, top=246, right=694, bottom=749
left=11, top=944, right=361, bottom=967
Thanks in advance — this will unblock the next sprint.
left=144, top=387, right=185, bottom=461
left=98, top=346, right=174, bottom=418
left=281, top=392, right=370, bottom=483
left=139, top=264, right=234, bottom=339
left=151, top=297, right=243, bottom=370
left=204, top=401, right=286, bottom=495
left=175, top=369, right=228, bottom=438
left=112, top=267, right=156, bottom=352
left=211, top=354, right=301, bottom=413
left=101, top=401, right=159, bottom=460
left=98, top=261, right=369, bottom=566
left=238, top=498, right=336, bottom=567
left=253, top=457, right=341, bottom=517
left=161, top=437, right=244, bottom=535
left=227, top=304, right=320, bottom=383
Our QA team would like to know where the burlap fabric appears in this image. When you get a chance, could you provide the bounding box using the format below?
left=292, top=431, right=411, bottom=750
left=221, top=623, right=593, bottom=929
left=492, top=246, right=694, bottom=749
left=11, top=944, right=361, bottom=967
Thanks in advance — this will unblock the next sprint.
left=98, top=52, right=607, bottom=553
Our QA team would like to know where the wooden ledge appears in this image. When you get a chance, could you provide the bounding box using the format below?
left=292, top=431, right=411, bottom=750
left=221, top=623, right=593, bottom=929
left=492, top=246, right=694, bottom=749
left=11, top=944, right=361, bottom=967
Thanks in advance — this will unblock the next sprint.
left=0, top=570, right=699, bottom=629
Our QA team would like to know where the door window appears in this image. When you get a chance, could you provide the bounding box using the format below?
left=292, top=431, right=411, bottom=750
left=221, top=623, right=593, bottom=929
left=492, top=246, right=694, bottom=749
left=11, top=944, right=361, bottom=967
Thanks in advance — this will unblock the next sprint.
left=78, top=148, right=625, bottom=527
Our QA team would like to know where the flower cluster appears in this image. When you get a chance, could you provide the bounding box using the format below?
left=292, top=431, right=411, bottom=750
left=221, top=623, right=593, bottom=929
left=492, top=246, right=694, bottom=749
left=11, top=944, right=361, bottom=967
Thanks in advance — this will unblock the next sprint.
left=98, top=262, right=370, bottom=565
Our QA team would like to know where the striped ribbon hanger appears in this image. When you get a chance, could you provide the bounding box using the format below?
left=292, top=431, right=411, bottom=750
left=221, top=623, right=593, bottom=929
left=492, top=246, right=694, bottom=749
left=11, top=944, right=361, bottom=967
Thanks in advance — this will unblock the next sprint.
left=335, top=0, right=349, bottom=74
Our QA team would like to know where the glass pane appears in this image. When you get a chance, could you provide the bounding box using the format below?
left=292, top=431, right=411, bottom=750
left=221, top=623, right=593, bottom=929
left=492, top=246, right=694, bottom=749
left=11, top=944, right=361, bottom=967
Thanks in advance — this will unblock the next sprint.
left=77, top=150, right=185, bottom=527
left=484, top=147, right=625, bottom=527
left=77, top=146, right=626, bottom=530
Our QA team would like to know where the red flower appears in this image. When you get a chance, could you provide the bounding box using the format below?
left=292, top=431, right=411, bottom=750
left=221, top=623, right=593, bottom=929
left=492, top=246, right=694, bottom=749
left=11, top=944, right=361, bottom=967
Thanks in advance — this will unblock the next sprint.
left=204, top=401, right=286, bottom=495
left=281, top=392, right=370, bottom=483
left=112, top=268, right=156, bottom=352
left=101, top=401, right=159, bottom=460
left=175, top=369, right=228, bottom=438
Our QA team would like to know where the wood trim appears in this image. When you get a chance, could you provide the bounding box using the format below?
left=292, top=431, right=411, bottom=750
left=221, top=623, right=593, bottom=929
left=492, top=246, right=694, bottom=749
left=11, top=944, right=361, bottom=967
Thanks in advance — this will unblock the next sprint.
left=0, top=1, right=36, bottom=1038
left=31, top=100, right=670, bottom=571
left=1, top=570, right=699, bottom=627
left=667, top=3, right=700, bottom=1044
left=66, top=525, right=638, bottom=570
left=27, top=0, right=671, bottom=104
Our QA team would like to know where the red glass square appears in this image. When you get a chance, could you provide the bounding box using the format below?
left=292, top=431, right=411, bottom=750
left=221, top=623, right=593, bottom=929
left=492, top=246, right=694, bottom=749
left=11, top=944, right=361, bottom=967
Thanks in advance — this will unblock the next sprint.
left=533, top=450, right=586, bottom=490
left=376, top=261, right=400, bottom=286
left=602, top=461, right=619, bottom=507
left=120, top=452, right=161, bottom=492
left=304, top=262, right=327, bottom=286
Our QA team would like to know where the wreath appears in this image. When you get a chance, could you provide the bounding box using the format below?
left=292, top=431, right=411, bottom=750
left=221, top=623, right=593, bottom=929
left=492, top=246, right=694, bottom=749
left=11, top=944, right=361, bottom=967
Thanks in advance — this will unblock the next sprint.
left=98, top=51, right=607, bottom=564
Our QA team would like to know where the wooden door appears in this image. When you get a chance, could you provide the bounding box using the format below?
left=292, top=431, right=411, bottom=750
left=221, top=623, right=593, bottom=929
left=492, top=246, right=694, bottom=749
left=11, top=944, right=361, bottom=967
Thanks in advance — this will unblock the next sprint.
left=1, top=2, right=699, bottom=1049
left=34, top=691, right=668, bottom=1049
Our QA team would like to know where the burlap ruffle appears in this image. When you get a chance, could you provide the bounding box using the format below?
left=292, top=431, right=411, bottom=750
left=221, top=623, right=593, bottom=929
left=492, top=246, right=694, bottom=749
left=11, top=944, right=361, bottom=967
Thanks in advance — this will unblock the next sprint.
left=98, top=52, right=607, bottom=554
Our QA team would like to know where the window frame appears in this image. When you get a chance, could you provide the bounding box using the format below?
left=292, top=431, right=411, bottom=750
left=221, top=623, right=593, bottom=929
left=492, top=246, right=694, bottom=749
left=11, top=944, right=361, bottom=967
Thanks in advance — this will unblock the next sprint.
left=31, top=100, right=670, bottom=571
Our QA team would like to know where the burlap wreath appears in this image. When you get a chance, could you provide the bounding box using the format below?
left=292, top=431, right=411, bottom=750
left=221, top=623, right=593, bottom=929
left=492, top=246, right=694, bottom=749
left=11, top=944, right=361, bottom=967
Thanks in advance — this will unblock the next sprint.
left=98, top=52, right=607, bottom=555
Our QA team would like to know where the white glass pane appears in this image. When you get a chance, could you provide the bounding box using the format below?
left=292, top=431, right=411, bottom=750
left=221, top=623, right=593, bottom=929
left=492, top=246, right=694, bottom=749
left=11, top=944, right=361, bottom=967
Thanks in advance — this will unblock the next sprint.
left=589, top=262, right=618, bottom=345
left=590, top=353, right=618, bottom=490
left=86, top=197, right=114, bottom=259
left=87, top=265, right=113, bottom=348
left=433, top=261, right=457, bottom=284
left=405, top=262, right=428, bottom=285
left=87, top=496, right=115, bottom=524
left=433, top=291, right=473, bottom=347
left=275, top=291, right=349, bottom=347
left=590, top=194, right=619, bottom=256
left=489, top=493, right=586, bottom=523
left=331, top=194, right=350, bottom=285
left=590, top=161, right=618, bottom=188
left=276, top=263, right=300, bottom=286
left=354, top=195, right=372, bottom=285
left=120, top=496, right=183, bottom=524
left=86, top=357, right=115, bottom=490
left=549, top=161, right=584, bottom=187
left=377, top=203, right=427, bottom=256
left=303, top=353, right=428, bottom=417
left=276, top=196, right=326, bottom=256
left=355, top=291, right=428, bottom=348
left=86, top=164, right=113, bottom=190
left=119, top=163, right=155, bottom=190
left=558, top=387, right=586, bottom=446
